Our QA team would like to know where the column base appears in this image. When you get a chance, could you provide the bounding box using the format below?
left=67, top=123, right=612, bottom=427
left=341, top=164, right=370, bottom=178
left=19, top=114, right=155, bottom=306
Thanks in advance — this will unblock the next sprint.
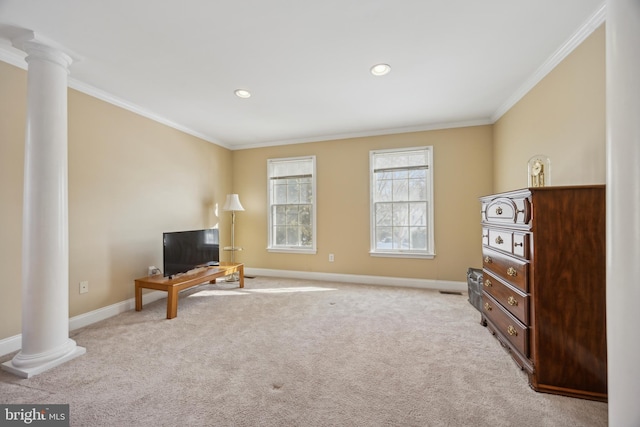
left=1, top=344, right=86, bottom=379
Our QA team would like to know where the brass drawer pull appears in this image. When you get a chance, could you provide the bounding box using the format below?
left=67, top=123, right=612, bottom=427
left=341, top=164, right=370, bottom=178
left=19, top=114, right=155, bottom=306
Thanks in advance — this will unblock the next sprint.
left=495, top=236, right=504, bottom=244
left=496, top=207, right=503, bottom=215
left=507, top=296, right=518, bottom=306
left=507, top=267, right=517, bottom=277
left=507, top=325, right=518, bottom=336
left=484, top=256, right=492, bottom=264
left=484, top=302, right=492, bottom=311
left=484, top=279, right=492, bottom=288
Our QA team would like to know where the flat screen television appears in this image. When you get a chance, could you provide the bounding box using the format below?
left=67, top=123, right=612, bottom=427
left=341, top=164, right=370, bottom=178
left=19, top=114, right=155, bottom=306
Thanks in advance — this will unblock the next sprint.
left=163, top=229, right=219, bottom=277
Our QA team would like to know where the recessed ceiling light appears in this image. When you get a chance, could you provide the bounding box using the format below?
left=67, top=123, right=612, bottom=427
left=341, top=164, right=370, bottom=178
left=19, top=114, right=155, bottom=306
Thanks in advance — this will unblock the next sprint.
left=234, top=89, right=251, bottom=99
left=370, top=63, right=391, bottom=76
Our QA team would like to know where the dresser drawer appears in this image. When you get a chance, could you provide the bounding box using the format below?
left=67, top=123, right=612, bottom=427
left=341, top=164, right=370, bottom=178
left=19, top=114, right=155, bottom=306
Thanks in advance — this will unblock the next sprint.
left=512, top=232, right=529, bottom=259
left=482, top=293, right=529, bottom=357
left=482, top=247, right=529, bottom=292
left=488, top=228, right=512, bottom=252
left=481, top=195, right=531, bottom=226
left=486, top=228, right=530, bottom=260
left=482, top=270, right=529, bottom=324
left=482, top=227, right=489, bottom=246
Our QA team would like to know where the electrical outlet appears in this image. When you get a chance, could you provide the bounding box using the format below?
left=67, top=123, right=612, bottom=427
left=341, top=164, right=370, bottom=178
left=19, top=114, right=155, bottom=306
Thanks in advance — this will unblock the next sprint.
left=79, top=281, right=89, bottom=294
left=329, top=253, right=335, bottom=262
left=148, top=266, right=157, bottom=276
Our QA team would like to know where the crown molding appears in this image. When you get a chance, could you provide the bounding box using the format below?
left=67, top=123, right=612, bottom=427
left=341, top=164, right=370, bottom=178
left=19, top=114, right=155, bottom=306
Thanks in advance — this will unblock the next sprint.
left=231, top=118, right=493, bottom=151
left=0, top=47, right=230, bottom=150
left=491, top=3, right=606, bottom=122
left=67, top=79, right=230, bottom=149
left=0, top=52, right=488, bottom=151
left=2, top=3, right=606, bottom=151
left=0, top=43, right=28, bottom=68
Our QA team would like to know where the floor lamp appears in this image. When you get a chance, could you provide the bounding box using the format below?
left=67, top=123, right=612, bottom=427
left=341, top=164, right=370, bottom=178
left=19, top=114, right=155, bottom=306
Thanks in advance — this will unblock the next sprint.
left=223, top=194, right=244, bottom=281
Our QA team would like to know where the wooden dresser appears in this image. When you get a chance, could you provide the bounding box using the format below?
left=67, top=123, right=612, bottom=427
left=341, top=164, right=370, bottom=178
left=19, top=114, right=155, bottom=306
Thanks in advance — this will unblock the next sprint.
left=479, top=186, right=607, bottom=402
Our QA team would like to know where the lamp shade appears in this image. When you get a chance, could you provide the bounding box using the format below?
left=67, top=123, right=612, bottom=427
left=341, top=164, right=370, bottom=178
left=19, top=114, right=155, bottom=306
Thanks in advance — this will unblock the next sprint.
left=222, top=194, right=245, bottom=212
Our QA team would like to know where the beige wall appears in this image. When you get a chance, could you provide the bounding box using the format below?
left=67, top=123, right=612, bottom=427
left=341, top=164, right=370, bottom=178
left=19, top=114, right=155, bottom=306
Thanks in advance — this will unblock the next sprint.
left=493, top=25, right=606, bottom=192
left=230, top=126, right=494, bottom=282
left=0, top=22, right=606, bottom=343
left=0, top=61, right=233, bottom=340
left=230, top=25, right=606, bottom=282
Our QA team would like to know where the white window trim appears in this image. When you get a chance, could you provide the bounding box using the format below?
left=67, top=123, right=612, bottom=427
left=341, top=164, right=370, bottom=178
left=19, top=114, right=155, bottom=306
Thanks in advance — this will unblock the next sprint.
left=369, top=251, right=436, bottom=260
left=267, top=248, right=318, bottom=255
left=369, top=146, right=435, bottom=258
left=267, top=155, right=317, bottom=254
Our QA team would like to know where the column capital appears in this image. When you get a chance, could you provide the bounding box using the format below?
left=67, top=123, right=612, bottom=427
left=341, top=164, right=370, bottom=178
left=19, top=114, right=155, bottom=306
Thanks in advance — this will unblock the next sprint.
left=10, top=29, right=81, bottom=70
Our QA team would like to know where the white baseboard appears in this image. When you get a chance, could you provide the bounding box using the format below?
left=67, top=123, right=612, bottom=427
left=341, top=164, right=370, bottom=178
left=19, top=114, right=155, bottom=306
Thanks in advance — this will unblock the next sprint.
left=68, top=290, right=167, bottom=331
left=0, top=290, right=167, bottom=357
left=1, top=270, right=467, bottom=357
left=245, top=268, right=468, bottom=293
left=0, top=335, right=21, bottom=359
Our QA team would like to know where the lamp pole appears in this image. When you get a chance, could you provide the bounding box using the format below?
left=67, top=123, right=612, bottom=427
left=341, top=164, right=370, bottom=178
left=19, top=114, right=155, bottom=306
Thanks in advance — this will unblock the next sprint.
left=230, top=210, right=237, bottom=263
left=222, top=194, right=244, bottom=281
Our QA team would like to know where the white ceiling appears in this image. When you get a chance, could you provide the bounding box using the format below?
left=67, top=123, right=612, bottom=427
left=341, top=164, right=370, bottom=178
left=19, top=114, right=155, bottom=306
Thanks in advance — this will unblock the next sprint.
left=0, top=0, right=605, bottom=150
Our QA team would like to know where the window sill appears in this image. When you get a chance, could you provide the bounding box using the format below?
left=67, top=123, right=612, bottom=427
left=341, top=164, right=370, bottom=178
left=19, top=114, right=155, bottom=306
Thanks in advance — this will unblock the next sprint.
left=267, top=248, right=317, bottom=255
left=369, top=251, right=435, bottom=260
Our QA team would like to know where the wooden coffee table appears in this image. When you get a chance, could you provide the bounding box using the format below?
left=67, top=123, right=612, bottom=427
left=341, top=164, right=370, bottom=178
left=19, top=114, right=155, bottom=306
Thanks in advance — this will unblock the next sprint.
left=134, top=262, right=244, bottom=319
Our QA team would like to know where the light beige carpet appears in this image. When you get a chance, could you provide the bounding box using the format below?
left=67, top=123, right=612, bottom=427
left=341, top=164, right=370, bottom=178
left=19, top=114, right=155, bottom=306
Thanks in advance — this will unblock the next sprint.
left=0, top=277, right=607, bottom=426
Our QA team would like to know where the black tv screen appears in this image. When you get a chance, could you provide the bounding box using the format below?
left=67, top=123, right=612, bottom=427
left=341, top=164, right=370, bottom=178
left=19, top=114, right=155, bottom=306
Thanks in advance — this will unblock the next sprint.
left=163, top=229, right=219, bottom=277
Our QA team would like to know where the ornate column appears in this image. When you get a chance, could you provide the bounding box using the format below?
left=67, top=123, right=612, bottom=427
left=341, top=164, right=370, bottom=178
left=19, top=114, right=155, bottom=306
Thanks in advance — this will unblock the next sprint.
left=606, top=0, right=640, bottom=425
left=1, top=32, right=85, bottom=378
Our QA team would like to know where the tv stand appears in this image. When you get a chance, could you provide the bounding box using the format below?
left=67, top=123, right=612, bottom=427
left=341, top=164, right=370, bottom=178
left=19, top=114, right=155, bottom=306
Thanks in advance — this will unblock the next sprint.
left=134, top=262, right=244, bottom=319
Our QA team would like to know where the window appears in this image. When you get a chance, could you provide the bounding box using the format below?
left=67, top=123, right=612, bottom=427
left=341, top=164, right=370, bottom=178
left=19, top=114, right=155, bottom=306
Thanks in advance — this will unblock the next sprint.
left=267, top=156, right=316, bottom=253
left=370, top=146, right=434, bottom=258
